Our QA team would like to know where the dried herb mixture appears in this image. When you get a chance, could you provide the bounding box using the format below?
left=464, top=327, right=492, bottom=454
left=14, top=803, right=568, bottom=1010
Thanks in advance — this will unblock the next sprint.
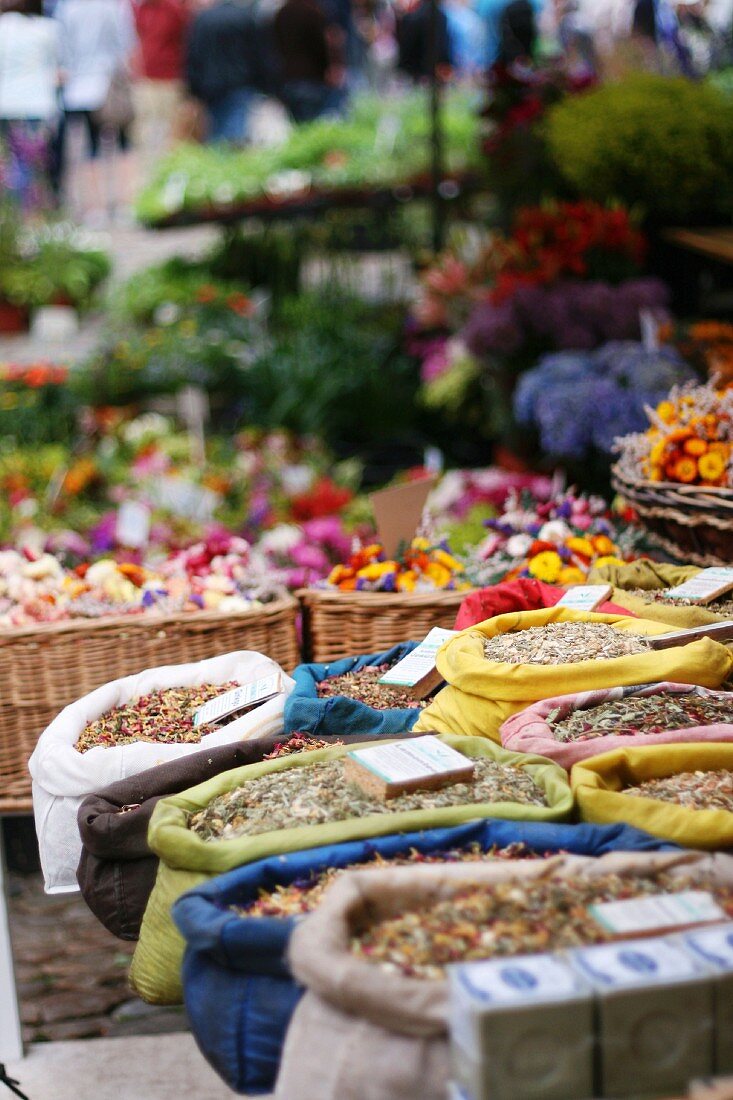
left=628, top=588, right=733, bottom=617
left=624, top=769, right=733, bottom=812
left=189, top=756, right=547, bottom=841
left=76, top=682, right=238, bottom=752
left=549, top=692, right=733, bottom=743
left=482, top=622, right=649, bottom=666
left=316, top=664, right=428, bottom=710
left=233, top=842, right=534, bottom=919
left=264, top=734, right=344, bottom=759
left=352, top=870, right=733, bottom=978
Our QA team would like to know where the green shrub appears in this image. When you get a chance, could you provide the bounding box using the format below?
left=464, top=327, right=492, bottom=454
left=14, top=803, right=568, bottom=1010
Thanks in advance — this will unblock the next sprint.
left=545, top=74, right=733, bottom=223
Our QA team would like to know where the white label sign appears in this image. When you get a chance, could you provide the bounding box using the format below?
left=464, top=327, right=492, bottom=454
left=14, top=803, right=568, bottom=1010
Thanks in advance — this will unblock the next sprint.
left=664, top=568, right=733, bottom=604
left=682, top=922, right=733, bottom=971
left=451, top=953, right=585, bottom=1007
left=556, top=585, right=612, bottom=611
left=589, top=891, right=726, bottom=936
left=116, top=501, right=151, bottom=549
left=193, top=674, right=283, bottom=729
left=378, top=628, right=457, bottom=687
left=347, top=735, right=472, bottom=785
left=572, top=937, right=704, bottom=989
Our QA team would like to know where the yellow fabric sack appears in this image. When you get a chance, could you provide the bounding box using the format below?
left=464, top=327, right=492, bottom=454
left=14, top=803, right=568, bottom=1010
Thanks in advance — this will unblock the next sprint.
left=588, top=559, right=725, bottom=627
left=130, top=734, right=572, bottom=1004
left=413, top=607, right=733, bottom=742
left=572, top=743, right=733, bottom=849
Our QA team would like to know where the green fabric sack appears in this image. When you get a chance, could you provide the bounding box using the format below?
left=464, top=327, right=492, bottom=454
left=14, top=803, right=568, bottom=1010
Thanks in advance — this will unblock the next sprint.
left=129, top=735, right=572, bottom=1004
left=588, top=559, right=725, bottom=627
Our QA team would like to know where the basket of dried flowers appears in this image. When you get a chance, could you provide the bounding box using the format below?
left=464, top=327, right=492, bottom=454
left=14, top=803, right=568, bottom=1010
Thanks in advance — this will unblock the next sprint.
left=297, top=539, right=471, bottom=663
left=612, top=380, right=733, bottom=566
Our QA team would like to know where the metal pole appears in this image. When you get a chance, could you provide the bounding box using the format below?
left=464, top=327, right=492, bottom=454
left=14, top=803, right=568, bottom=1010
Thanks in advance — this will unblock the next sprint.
left=427, top=0, right=445, bottom=253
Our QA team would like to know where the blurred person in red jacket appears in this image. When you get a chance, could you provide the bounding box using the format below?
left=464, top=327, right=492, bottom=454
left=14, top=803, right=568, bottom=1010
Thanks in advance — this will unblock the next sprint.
left=132, top=0, right=189, bottom=174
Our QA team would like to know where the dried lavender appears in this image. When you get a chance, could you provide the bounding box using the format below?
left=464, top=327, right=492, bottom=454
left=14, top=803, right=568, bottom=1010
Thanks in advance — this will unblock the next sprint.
left=549, top=692, right=733, bottom=743
left=233, top=842, right=534, bottom=919
left=624, top=769, right=733, bottom=812
left=76, top=682, right=238, bottom=752
left=317, top=664, right=427, bottom=709
left=483, top=622, right=650, bottom=666
left=352, top=870, right=733, bottom=978
left=189, top=756, right=547, bottom=841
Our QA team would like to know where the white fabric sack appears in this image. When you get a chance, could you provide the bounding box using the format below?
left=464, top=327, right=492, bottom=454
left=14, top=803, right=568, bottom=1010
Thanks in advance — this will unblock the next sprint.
left=29, top=650, right=295, bottom=894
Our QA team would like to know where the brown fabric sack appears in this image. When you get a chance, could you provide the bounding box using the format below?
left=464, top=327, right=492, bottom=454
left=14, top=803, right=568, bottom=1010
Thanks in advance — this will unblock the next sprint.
left=275, top=851, right=733, bottom=1100
left=76, top=732, right=365, bottom=940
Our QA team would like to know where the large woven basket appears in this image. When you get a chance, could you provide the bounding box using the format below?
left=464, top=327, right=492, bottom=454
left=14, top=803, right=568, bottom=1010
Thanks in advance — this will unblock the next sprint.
left=611, top=464, right=733, bottom=567
left=0, top=596, right=300, bottom=815
left=297, top=588, right=468, bottom=663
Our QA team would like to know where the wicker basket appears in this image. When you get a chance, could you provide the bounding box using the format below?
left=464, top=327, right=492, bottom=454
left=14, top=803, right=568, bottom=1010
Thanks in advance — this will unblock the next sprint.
left=297, top=588, right=468, bottom=664
left=611, top=464, right=733, bottom=568
left=0, top=596, right=300, bottom=815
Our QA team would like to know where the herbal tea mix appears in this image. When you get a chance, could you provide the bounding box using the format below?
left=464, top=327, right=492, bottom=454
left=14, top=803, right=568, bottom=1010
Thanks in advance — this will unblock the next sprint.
left=629, top=589, right=733, bottom=617
left=351, top=870, right=733, bottom=978
left=482, top=622, right=650, bottom=666
left=234, top=842, right=533, bottom=918
left=624, top=769, right=733, bottom=813
left=549, top=693, right=733, bottom=743
left=316, top=665, right=428, bottom=710
left=189, top=757, right=547, bottom=841
left=76, top=682, right=238, bottom=752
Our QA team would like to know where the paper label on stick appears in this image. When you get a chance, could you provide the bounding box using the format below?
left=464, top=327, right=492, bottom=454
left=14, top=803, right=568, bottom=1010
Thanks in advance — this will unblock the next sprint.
left=572, top=937, right=705, bottom=988
left=664, top=568, right=733, bottom=604
left=556, top=585, right=612, bottom=611
left=589, top=891, right=725, bottom=936
left=378, top=627, right=458, bottom=687
left=369, top=475, right=437, bottom=559
left=116, top=501, right=151, bottom=549
left=193, top=674, right=283, bottom=729
left=452, top=954, right=585, bottom=1007
left=347, top=735, right=472, bottom=785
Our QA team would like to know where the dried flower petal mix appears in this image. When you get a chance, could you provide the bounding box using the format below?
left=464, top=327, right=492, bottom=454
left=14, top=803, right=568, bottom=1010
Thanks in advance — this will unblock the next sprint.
left=549, top=692, right=733, bottom=743
left=76, top=682, right=238, bottom=752
left=316, top=665, right=428, bottom=710
left=351, top=871, right=733, bottom=978
left=624, top=769, right=733, bottom=812
left=482, top=621, right=649, bottom=666
left=189, top=756, right=547, bottom=841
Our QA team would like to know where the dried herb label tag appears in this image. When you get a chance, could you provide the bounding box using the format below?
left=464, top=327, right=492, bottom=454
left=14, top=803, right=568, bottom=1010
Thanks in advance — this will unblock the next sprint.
left=664, top=568, right=733, bottom=604
left=378, top=627, right=458, bottom=696
left=451, top=954, right=586, bottom=1007
left=116, top=501, right=151, bottom=549
left=589, top=891, right=726, bottom=937
left=571, top=937, right=705, bottom=988
left=345, top=734, right=474, bottom=799
left=556, top=584, right=612, bottom=611
left=193, top=673, right=283, bottom=729
left=682, top=922, right=733, bottom=971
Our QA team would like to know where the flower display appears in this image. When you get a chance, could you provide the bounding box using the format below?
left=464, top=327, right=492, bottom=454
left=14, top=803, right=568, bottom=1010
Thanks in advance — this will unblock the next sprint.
left=614, top=380, right=733, bottom=488
left=326, top=537, right=470, bottom=593
left=460, top=488, right=639, bottom=588
left=0, top=360, right=77, bottom=444
left=665, top=321, right=733, bottom=388
left=513, top=342, right=695, bottom=459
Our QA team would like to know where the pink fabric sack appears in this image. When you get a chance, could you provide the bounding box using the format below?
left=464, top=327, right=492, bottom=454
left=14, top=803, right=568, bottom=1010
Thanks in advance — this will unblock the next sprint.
left=500, top=681, right=733, bottom=770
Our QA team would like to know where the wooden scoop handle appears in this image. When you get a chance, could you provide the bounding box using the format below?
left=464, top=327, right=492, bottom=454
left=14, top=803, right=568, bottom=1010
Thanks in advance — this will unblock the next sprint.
left=648, top=621, right=733, bottom=650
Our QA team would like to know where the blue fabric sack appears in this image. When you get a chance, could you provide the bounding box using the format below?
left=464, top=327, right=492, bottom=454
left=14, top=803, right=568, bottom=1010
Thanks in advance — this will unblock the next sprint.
left=173, top=818, right=677, bottom=1094
left=284, top=642, right=424, bottom=738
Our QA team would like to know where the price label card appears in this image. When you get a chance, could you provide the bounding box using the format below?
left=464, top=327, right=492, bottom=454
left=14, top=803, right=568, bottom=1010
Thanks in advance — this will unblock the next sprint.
left=193, top=673, right=283, bottom=729
left=589, top=891, right=726, bottom=937
left=116, top=501, right=151, bottom=549
left=556, top=585, right=612, bottom=612
left=452, top=954, right=586, bottom=1007
left=571, top=937, right=704, bottom=989
left=682, top=922, right=733, bottom=971
left=378, top=627, right=458, bottom=696
left=348, top=735, right=473, bottom=785
left=664, top=568, right=733, bottom=604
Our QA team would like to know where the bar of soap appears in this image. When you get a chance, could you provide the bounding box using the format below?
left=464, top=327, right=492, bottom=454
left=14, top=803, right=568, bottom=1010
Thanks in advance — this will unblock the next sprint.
left=343, top=735, right=475, bottom=801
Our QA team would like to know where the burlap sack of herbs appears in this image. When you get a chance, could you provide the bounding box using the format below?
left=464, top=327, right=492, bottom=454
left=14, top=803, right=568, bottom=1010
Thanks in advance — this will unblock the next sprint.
left=274, top=850, right=733, bottom=1100
left=588, top=559, right=730, bottom=627
left=411, top=608, right=733, bottom=743
left=129, top=734, right=572, bottom=1004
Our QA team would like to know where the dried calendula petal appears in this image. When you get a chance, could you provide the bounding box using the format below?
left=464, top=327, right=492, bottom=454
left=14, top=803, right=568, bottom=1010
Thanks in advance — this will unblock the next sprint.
left=189, top=756, right=547, bottom=841
left=232, top=842, right=535, bottom=919
left=623, top=768, right=733, bottom=812
left=351, top=870, right=733, bottom=979
left=76, top=682, right=238, bottom=753
left=550, top=693, right=733, bottom=743
left=483, top=622, right=650, bottom=666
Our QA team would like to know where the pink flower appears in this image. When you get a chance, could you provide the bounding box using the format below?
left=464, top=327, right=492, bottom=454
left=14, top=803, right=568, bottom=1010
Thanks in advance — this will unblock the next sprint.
left=421, top=339, right=451, bottom=384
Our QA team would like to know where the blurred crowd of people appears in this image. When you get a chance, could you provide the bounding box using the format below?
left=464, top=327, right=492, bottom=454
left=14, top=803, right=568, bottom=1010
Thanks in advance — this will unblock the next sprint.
left=0, top=0, right=731, bottom=221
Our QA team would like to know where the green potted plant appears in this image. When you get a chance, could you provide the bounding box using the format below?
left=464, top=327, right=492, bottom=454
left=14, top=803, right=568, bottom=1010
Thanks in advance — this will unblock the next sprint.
left=0, top=201, right=29, bottom=333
